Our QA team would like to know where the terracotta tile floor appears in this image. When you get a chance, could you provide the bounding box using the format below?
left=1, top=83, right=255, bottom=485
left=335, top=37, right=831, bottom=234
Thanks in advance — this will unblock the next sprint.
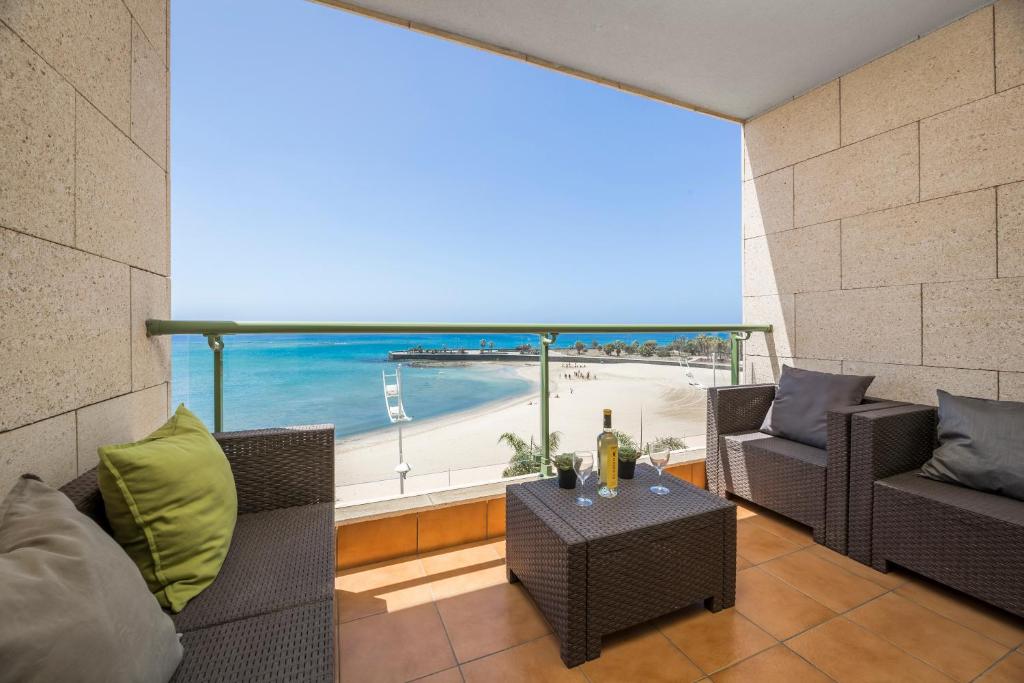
left=335, top=499, right=1024, bottom=682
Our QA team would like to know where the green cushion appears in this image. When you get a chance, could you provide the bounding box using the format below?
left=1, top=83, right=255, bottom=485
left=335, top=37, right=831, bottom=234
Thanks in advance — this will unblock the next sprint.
left=98, top=404, right=237, bottom=613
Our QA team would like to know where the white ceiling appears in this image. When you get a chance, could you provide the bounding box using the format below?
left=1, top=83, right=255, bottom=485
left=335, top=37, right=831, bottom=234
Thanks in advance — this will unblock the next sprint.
left=320, top=0, right=990, bottom=121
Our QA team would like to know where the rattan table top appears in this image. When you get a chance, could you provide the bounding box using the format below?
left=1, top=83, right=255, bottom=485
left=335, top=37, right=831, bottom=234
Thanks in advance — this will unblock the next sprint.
left=519, top=464, right=734, bottom=542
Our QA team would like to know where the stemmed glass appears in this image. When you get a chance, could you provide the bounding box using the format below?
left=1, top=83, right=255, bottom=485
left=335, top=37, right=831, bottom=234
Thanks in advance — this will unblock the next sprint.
left=573, top=451, right=595, bottom=507
left=648, top=448, right=671, bottom=495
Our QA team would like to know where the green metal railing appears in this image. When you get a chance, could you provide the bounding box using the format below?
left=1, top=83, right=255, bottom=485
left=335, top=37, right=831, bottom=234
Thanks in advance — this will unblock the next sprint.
left=146, top=320, right=771, bottom=477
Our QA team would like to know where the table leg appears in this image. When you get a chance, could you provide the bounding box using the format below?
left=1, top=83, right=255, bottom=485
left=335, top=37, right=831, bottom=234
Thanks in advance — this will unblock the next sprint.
left=507, top=566, right=520, bottom=584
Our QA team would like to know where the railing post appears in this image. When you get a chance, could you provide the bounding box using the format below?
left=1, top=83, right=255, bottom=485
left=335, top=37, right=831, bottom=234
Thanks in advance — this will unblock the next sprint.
left=730, top=332, right=750, bottom=386
left=207, top=334, right=224, bottom=432
left=539, top=332, right=556, bottom=477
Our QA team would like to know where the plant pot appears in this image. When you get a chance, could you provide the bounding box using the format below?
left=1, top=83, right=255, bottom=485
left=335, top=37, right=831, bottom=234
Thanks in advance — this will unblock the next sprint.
left=618, top=459, right=636, bottom=479
left=557, top=468, right=577, bottom=489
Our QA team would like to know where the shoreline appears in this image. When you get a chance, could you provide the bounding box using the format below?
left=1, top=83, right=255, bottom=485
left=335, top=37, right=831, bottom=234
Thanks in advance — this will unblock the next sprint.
left=335, top=363, right=541, bottom=448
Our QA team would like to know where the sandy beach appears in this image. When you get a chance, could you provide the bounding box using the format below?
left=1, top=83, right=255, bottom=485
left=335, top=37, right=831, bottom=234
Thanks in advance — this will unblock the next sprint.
left=335, top=360, right=731, bottom=503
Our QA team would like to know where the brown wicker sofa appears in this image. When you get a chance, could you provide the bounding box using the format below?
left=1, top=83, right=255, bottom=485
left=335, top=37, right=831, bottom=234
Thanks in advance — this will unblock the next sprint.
left=847, top=405, right=1024, bottom=618
left=706, top=384, right=903, bottom=550
left=59, top=425, right=336, bottom=683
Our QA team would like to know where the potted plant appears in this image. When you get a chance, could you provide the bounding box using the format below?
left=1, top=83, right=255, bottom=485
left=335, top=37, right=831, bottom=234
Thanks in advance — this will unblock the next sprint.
left=551, top=453, right=576, bottom=489
left=614, top=431, right=641, bottom=479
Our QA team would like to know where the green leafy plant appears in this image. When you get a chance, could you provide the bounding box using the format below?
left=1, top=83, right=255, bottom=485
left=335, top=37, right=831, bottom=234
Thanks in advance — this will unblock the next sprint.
left=613, top=430, right=641, bottom=462
left=500, top=431, right=562, bottom=477
left=550, top=453, right=574, bottom=471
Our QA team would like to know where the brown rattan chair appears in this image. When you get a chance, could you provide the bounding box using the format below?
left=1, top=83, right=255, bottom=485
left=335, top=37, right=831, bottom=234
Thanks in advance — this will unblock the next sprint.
left=59, top=425, right=337, bottom=683
left=706, top=384, right=903, bottom=550
left=846, top=405, right=1023, bottom=618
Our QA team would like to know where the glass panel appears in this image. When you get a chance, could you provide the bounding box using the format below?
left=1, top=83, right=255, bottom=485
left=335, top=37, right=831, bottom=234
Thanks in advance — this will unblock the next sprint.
left=170, top=330, right=746, bottom=506
left=175, top=332, right=544, bottom=505
left=546, top=333, right=734, bottom=475
left=334, top=333, right=541, bottom=504
left=171, top=334, right=214, bottom=423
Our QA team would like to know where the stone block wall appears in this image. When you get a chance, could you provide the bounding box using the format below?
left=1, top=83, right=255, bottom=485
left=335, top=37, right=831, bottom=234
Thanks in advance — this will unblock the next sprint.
left=0, top=0, right=170, bottom=494
left=742, top=1, right=1024, bottom=405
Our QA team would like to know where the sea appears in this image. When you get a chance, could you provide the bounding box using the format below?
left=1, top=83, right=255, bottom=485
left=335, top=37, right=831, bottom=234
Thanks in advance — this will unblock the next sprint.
left=171, top=332, right=716, bottom=438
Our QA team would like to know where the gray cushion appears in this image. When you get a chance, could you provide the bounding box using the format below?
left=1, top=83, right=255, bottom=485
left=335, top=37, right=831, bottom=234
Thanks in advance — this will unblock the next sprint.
left=724, top=431, right=828, bottom=467
left=0, top=475, right=182, bottom=683
left=172, top=503, right=334, bottom=632
left=760, top=365, right=874, bottom=449
left=920, top=391, right=1024, bottom=501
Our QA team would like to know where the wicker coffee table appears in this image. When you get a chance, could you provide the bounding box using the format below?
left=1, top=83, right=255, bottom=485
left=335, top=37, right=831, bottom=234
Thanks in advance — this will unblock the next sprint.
left=505, top=464, right=736, bottom=667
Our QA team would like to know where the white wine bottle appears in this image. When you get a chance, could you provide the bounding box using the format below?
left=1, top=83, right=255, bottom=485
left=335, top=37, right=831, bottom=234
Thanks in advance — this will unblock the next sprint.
left=597, top=409, right=619, bottom=498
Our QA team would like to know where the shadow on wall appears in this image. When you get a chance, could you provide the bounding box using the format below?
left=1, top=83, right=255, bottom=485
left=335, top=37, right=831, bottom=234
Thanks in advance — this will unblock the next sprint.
left=741, top=168, right=794, bottom=385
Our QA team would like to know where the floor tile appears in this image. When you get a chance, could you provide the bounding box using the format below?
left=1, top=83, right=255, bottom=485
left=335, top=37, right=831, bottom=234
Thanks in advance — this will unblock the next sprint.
left=736, top=520, right=801, bottom=564
left=804, top=543, right=907, bottom=590
left=420, top=542, right=507, bottom=601
left=788, top=617, right=953, bottom=683
left=436, top=583, right=550, bottom=663
left=459, top=635, right=586, bottom=682
left=428, top=563, right=508, bottom=601
left=412, top=667, right=464, bottom=682
left=710, top=644, right=832, bottom=682
left=977, top=652, right=1024, bottom=682
left=581, top=625, right=704, bottom=682
left=735, top=567, right=835, bottom=639
left=760, top=549, right=887, bottom=613
left=420, top=541, right=502, bottom=575
left=335, top=555, right=433, bottom=622
left=743, top=509, right=815, bottom=547
left=733, top=499, right=761, bottom=520
left=658, top=604, right=777, bottom=673
left=736, top=555, right=754, bottom=571
left=339, top=603, right=456, bottom=683
left=848, top=592, right=1009, bottom=682
left=485, top=538, right=506, bottom=558
left=896, top=579, right=1024, bottom=648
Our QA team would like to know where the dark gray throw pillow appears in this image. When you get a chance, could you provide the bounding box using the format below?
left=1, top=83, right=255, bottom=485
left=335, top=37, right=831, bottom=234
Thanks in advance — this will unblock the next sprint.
left=920, top=391, right=1024, bottom=501
left=760, top=365, right=874, bottom=449
left=0, top=475, right=183, bottom=683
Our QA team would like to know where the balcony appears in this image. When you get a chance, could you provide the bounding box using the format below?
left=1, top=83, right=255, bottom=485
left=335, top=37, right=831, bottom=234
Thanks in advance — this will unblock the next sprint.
left=3, top=0, right=1024, bottom=682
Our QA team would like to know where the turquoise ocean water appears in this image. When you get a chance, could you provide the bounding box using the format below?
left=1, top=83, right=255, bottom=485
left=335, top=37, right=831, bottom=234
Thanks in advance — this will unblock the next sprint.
left=171, top=333, right=706, bottom=439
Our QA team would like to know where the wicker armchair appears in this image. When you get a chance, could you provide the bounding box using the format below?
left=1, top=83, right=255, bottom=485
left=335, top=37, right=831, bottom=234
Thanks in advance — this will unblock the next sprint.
left=706, top=384, right=903, bottom=550
left=60, top=425, right=337, bottom=683
left=847, top=405, right=1024, bottom=618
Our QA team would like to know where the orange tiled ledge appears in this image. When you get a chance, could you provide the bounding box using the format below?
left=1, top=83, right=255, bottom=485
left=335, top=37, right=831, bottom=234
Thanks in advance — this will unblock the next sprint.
left=335, top=460, right=707, bottom=570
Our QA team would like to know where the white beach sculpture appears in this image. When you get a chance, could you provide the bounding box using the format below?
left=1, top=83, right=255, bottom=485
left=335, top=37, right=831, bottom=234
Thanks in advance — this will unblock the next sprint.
left=383, top=364, right=413, bottom=494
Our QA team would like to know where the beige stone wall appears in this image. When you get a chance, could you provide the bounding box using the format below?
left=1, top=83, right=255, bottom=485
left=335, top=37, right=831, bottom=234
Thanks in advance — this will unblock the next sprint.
left=0, top=0, right=170, bottom=494
left=742, top=2, right=1024, bottom=405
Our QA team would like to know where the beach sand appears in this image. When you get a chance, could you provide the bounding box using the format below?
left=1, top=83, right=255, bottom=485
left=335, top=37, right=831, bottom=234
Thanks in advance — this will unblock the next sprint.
left=335, top=360, right=731, bottom=503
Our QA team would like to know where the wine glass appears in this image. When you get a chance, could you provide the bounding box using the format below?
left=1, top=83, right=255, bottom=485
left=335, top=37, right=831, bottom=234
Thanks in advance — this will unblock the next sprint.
left=573, top=451, right=595, bottom=507
left=648, top=448, right=671, bottom=495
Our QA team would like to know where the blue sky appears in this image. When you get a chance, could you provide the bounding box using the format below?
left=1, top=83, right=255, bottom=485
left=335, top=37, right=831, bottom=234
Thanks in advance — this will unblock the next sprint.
left=170, top=0, right=741, bottom=323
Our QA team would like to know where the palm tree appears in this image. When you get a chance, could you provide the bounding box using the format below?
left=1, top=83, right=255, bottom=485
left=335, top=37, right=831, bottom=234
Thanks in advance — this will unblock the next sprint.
left=574, top=340, right=586, bottom=355
left=480, top=339, right=487, bottom=354
left=613, top=340, right=626, bottom=356
left=500, top=431, right=562, bottom=477
left=590, top=340, right=600, bottom=350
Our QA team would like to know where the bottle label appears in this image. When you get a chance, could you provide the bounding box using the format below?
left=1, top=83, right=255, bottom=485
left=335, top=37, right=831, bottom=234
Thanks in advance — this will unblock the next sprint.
left=606, top=445, right=618, bottom=488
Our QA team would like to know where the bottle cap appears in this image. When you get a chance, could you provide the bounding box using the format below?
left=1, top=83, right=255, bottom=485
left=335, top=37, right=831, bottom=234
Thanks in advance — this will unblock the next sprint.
left=603, top=408, right=611, bottom=415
